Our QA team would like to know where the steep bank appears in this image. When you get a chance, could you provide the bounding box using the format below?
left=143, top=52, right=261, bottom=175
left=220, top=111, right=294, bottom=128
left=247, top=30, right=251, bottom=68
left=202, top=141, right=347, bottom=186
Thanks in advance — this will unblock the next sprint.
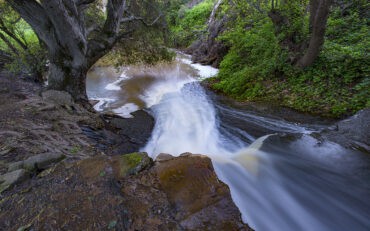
left=186, top=0, right=229, bottom=67
left=0, top=74, right=249, bottom=230
left=174, top=0, right=369, bottom=118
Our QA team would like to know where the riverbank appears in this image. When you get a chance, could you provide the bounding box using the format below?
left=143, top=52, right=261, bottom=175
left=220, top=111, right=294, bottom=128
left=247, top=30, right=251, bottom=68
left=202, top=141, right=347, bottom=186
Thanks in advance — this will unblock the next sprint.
left=202, top=80, right=370, bottom=154
left=170, top=0, right=369, bottom=119
left=202, top=74, right=369, bottom=119
left=0, top=73, right=250, bottom=230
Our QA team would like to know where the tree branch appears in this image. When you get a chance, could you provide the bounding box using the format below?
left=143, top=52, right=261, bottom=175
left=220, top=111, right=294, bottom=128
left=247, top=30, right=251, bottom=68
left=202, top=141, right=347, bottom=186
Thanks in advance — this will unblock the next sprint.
left=6, top=0, right=52, bottom=43
left=86, top=23, right=101, bottom=36
left=0, top=18, right=28, bottom=51
left=120, top=13, right=162, bottom=27
left=0, top=31, right=19, bottom=55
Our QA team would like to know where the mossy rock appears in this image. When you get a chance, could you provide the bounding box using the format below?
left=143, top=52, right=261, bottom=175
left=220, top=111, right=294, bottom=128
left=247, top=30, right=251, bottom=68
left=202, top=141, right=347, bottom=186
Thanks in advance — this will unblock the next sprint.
left=113, top=152, right=153, bottom=178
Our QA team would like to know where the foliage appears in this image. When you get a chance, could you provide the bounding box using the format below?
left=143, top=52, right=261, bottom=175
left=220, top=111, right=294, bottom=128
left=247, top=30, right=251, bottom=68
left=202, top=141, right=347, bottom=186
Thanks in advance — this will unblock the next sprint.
left=168, top=0, right=215, bottom=48
left=205, top=0, right=369, bottom=117
left=97, top=0, right=177, bottom=66
left=97, top=26, right=175, bottom=67
left=0, top=1, right=46, bottom=79
left=214, top=17, right=285, bottom=99
left=1, top=0, right=175, bottom=78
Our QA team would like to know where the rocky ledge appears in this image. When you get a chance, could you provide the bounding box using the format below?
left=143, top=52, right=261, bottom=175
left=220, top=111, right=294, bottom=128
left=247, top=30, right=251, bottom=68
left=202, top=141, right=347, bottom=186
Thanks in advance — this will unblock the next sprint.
left=0, top=152, right=252, bottom=230
left=0, top=74, right=250, bottom=230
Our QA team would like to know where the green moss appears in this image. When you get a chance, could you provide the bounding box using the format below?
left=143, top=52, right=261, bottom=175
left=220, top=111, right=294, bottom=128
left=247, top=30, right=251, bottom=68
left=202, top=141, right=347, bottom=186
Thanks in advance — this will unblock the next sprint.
left=122, top=153, right=143, bottom=167
left=118, top=152, right=151, bottom=177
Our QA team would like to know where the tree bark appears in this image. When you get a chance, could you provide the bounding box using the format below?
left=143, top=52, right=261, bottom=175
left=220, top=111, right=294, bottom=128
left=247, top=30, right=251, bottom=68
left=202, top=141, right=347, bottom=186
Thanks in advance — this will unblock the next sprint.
left=6, top=0, right=129, bottom=104
left=296, top=0, right=332, bottom=69
left=0, top=32, right=19, bottom=55
left=48, top=60, right=88, bottom=102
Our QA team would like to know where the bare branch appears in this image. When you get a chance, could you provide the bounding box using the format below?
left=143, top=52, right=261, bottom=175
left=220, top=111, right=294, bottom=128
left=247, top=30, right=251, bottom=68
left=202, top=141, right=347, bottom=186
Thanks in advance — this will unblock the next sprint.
left=103, top=0, right=127, bottom=35
left=120, top=12, right=163, bottom=27
left=86, top=23, right=101, bottom=36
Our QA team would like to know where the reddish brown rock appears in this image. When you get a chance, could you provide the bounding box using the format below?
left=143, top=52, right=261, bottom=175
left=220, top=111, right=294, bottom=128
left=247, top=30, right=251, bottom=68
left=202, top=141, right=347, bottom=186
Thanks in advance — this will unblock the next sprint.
left=0, top=153, right=252, bottom=231
left=121, top=153, right=252, bottom=230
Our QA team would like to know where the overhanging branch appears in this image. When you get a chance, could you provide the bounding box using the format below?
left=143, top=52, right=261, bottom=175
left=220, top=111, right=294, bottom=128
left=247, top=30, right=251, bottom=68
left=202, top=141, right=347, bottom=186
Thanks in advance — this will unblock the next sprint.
left=120, top=12, right=163, bottom=27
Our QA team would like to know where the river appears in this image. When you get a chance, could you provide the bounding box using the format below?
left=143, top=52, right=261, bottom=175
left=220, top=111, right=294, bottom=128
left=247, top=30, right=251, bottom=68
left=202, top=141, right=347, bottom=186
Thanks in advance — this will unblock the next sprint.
left=87, top=53, right=370, bottom=231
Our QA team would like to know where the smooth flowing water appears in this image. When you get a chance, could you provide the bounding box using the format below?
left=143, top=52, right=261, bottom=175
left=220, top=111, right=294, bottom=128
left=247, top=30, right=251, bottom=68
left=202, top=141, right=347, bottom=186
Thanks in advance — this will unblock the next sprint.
left=87, top=53, right=370, bottom=231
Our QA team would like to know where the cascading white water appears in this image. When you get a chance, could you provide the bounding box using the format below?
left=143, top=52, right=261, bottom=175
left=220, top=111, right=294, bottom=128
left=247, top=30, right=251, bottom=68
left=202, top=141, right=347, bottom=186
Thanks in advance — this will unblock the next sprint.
left=87, top=53, right=370, bottom=231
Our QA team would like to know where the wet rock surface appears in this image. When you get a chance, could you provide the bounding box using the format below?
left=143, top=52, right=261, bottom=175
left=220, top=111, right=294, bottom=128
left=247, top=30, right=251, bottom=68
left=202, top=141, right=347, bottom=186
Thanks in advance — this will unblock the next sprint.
left=321, top=108, right=370, bottom=153
left=101, top=110, right=155, bottom=154
left=0, top=153, right=251, bottom=230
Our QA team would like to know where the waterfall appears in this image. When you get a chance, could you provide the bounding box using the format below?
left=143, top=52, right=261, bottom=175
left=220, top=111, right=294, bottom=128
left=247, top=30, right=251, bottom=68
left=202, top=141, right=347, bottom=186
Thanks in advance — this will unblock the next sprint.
left=87, top=53, right=370, bottom=231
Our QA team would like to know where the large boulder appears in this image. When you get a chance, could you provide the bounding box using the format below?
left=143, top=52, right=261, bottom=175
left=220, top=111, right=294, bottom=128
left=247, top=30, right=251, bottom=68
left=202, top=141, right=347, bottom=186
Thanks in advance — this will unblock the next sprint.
left=97, top=110, right=155, bottom=154
left=0, top=152, right=252, bottom=230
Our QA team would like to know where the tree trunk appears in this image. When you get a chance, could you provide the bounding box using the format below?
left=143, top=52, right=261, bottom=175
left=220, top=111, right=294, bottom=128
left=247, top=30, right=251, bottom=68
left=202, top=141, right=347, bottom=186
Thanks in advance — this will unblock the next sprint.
left=296, top=0, right=332, bottom=68
left=6, top=0, right=134, bottom=105
left=48, top=55, right=89, bottom=103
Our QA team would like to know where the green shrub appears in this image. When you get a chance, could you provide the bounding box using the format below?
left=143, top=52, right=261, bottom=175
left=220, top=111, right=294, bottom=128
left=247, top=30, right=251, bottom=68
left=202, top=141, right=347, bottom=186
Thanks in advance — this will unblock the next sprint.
left=207, top=1, right=369, bottom=117
left=169, top=0, right=215, bottom=48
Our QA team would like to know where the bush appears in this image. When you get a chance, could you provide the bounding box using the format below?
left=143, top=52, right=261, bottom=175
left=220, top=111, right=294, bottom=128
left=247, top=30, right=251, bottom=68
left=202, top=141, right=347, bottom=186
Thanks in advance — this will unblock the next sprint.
left=207, top=1, right=369, bottom=117
left=169, top=0, right=215, bottom=48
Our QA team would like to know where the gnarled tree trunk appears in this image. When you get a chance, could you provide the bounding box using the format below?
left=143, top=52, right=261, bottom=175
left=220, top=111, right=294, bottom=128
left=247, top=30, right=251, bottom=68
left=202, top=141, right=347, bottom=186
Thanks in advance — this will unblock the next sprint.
left=6, top=0, right=129, bottom=104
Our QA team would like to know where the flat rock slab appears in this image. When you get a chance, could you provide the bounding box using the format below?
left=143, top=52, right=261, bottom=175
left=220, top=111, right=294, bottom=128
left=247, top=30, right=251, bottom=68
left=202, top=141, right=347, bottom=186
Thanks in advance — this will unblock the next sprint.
left=42, top=90, right=73, bottom=106
left=8, top=152, right=65, bottom=172
left=0, top=169, right=29, bottom=192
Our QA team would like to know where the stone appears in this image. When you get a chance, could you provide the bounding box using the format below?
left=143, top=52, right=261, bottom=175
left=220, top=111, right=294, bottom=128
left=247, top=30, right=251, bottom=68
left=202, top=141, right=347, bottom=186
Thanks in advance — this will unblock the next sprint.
left=100, top=110, right=155, bottom=154
left=112, top=152, right=153, bottom=177
left=7, top=161, right=23, bottom=172
left=0, top=169, right=29, bottom=192
left=8, top=152, right=65, bottom=172
left=0, top=153, right=251, bottom=230
left=321, top=108, right=370, bottom=152
left=122, top=153, right=252, bottom=230
left=154, top=153, right=250, bottom=230
left=42, top=90, right=73, bottom=106
left=23, top=152, right=65, bottom=171
left=155, top=153, right=174, bottom=162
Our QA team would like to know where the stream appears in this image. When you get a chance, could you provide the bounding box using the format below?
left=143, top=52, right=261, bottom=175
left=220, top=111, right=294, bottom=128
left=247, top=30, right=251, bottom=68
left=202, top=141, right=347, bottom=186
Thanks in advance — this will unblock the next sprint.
left=87, top=53, right=370, bottom=231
